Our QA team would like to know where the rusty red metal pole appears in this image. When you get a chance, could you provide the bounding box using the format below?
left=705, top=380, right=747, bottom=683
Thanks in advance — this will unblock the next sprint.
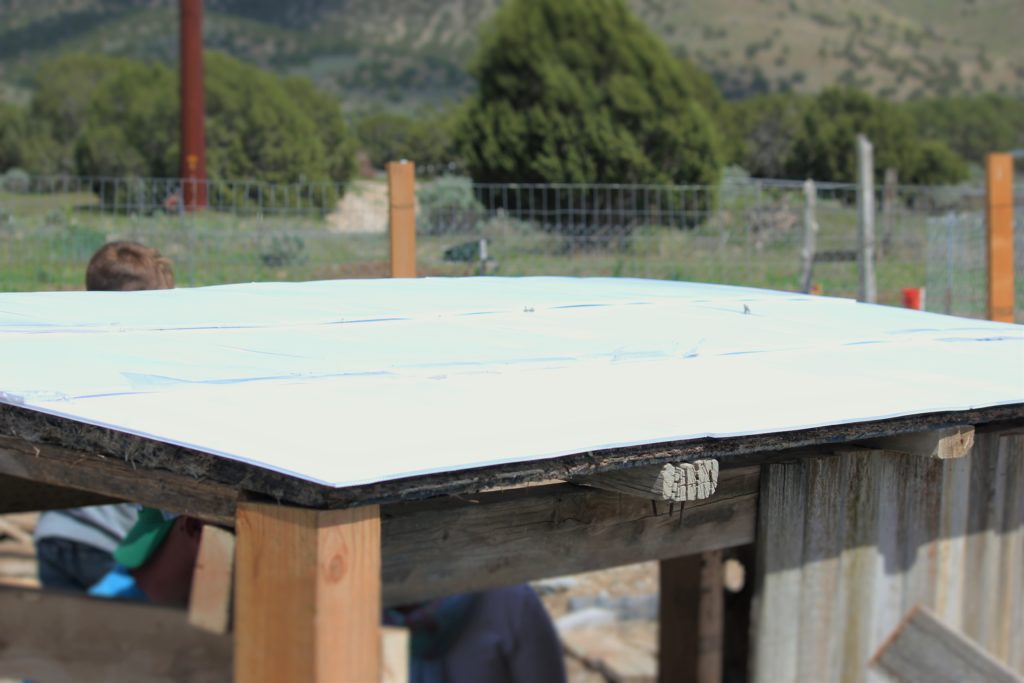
left=180, top=0, right=207, bottom=209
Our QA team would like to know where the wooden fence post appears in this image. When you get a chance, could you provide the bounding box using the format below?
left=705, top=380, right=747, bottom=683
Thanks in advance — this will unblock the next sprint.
left=799, top=178, right=818, bottom=294
left=986, top=153, right=1015, bottom=322
left=857, top=134, right=877, bottom=304
left=388, top=160, right=416, bottom=278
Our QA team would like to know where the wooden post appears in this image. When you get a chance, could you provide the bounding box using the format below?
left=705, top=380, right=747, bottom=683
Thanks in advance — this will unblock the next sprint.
left=659, top=551, right=724, bottom=683
left=880, top=168, right=897, bottom=258
left=799, top=178, right=818, bottom=294
left=986, top=153, right=1015, bottom=322
left=857, top=134, right=877, bottom=304
left=234, top=502, right=381, bottom=683
left=388, top=160, right=416, bottom=278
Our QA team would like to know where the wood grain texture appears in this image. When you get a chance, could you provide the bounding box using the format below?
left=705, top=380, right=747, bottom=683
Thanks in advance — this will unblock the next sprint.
left=658, top=551, right=723, bottom=683
left=234, top=502, right=381, bottom=683
left=751, top=460, right=807, bottom=683
left=188, top=525, right=236, bottom=635
left=871, top=605, right=1023, bottom=683
left=383, top=466, right=758, bottom=607
left=573, top=459, right=718, bottom=502
left=752, top=434, right=1024, bottom=683
left=0, top=586, right=231, bottom=683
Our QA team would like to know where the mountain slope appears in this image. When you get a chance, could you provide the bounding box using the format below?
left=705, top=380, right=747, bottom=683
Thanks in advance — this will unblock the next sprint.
left=0, top=0, right=1020, bottom=107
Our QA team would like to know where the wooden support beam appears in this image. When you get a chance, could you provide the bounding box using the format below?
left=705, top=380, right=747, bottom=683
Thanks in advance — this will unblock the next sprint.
left=659, top=551, right=724, bottom=683
left=388, top=160, right=416, bottom=278
left=234, top=502, right=381, bottom=683
left=0, top=586, right=231, bottom=683
left=0, top=433, right=236, bottom=526
left=573, top=459, right=719, bottom=502
left=382, top=466, right=757, bottom=607
left=189, top=525, right=236, bottom=635
left=0, top=471, right=120, bottom=514
left=859, top=426, right=974, bottom=460
left=871, top=605, right=1024, bottom=683
left=986, top=153, right=1015, bottom=323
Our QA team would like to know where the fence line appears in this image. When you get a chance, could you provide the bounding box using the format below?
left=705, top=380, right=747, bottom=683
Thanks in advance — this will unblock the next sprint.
left=0, top=171, right=1019, bottom=322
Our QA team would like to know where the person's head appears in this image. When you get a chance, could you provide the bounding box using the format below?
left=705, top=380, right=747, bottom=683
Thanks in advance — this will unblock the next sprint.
left=85, top=241, right=175, bottom=292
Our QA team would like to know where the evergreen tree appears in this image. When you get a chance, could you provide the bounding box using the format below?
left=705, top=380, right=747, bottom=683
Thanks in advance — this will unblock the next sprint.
left=455, top=0, right=723, bottom=187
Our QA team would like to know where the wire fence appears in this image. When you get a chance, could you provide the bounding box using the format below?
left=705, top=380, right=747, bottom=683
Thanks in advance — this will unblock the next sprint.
left=0, top=171, right=1020, bottom=321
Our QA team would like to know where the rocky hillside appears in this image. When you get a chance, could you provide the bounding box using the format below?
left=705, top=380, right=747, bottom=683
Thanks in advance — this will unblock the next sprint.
left=1, top=0, right=1021, bottom=107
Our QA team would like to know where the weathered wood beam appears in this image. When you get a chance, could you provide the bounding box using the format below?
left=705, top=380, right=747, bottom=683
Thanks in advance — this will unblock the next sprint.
left=0, top=586, right=231, bottom=683
left=0, top=433, right=237, bottom=526
left=188, top=525, right=236, bottom=635
left=381, top=466, right=758, bottom=607
left=573, top=459, right=719, bottom=502
left=870, top=605, right=1024, bottom=683
left=859, top=425, right=975, bottom=459
left=0, top=472, right=119, bottom=514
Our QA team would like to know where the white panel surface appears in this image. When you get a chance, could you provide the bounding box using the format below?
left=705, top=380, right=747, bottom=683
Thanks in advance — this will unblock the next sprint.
left=0, top=277, right=1021, bottom=487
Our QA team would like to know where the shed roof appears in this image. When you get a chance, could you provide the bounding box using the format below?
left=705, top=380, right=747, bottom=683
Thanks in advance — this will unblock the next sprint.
left=0, top=277, right=1021, bottom=488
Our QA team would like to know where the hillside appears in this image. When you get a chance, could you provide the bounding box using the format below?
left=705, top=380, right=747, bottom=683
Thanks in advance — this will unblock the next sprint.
left=0, top=0, right=1021, bottom=107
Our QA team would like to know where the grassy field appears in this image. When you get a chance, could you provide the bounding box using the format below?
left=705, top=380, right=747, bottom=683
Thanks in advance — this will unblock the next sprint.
left=0, top=186, right=1011, bottom=321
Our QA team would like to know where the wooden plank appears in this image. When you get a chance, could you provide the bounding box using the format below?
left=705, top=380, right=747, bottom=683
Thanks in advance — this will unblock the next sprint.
left=962, top=432, right=1007, bottom=653
left=383, top=466, right=758, bottom=607
left=0, top=433, right=236, bottom=526
left=574, top=459, right=718, bottom=502
left=859, top=426, right=975, bottom=460
left=189, top=525, right=236, bottom=635
left=870, top=605, right=1023, bottom=683
left=994, top=435, right=1024, bottom=667
left=796, top=455, right=846, bottom=683
left=0, top=586, right=231, bottom=683
left=751, top=460, right=807, bottom=683
left=0, top=472, right=119, bottom=514
left=388, top=160, right=416, bottom=278
left=857, top=133, right=877, bottom=304
left=986, top=152, right=1015, bottom=323
left=835, top=451, right=884, bottom=683
left=799, top=178, right=818, bottom=293
left=658, top=551, right=723, bottom=683
left=381, top=626, right=410, bottom=683
left=234, top=502, right=381, bottom=683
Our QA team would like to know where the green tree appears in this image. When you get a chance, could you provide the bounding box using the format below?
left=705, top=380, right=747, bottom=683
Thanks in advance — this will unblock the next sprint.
left=353, top=105, right=460, bottom=177
left=788, top=87, right=966, bottom=184
left=455, top=0, right=723, bottom=187
left=0, top=103, right=26, bottom=172
left=283, top=77, right=358, bottom=182
left=905, top=95, right=1024, bottom=164
left=732, top=93, right=811, bottom=178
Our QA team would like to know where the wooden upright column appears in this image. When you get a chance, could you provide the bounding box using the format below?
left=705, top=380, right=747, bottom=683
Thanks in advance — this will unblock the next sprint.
left=986, top=153, right=1015, bottom=323
left=388, top=160, right=416, bottom=278
left=234, top=502, right=381, bottom=683
left=659, top=551, right=724, bottom=683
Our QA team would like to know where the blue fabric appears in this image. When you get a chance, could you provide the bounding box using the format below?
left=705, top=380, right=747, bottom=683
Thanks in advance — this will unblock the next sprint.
left=87, top=564, right=148, bottom=601
left=36, top=537, right=115, bottom=592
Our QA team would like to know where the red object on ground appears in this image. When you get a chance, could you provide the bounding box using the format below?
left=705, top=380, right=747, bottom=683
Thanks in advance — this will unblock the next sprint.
left=180, top=0, right=207, bottom=210
left=901, top=287, right=925, bottom=310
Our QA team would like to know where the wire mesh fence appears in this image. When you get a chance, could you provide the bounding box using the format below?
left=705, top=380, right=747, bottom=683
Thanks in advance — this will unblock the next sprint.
left=0, top=170, right=1020, bottom=322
